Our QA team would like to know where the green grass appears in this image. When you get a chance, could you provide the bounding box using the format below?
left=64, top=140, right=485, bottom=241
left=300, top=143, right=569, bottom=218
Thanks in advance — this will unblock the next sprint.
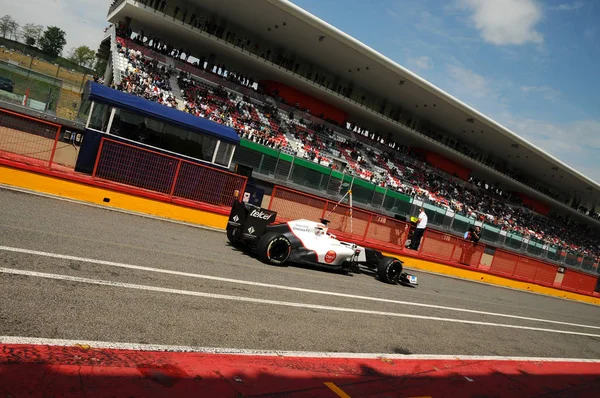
left=0, top=65, right=62, bottom=111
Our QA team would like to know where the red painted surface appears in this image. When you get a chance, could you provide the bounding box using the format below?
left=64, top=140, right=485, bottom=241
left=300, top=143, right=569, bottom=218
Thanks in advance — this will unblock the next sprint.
left=425, top=151, right=471, bottom=181
left=1, top=344, right=599, bottom=397
left=514, top=192, right=551, bottom=216
left=261, top=80, right=349, bottom=125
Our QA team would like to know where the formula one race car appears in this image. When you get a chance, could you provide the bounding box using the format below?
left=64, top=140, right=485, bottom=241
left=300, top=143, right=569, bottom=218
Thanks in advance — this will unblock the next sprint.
left=226, top=199, right=418, bottom=286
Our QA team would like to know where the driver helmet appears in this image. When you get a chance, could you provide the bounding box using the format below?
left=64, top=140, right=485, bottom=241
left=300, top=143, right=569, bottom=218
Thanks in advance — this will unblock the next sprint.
left=315, top=224, right=328, bottom=236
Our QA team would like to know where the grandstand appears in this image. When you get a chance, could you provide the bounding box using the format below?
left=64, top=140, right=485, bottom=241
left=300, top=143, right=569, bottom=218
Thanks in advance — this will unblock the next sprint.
left=98, top=0, right=599, bottom=263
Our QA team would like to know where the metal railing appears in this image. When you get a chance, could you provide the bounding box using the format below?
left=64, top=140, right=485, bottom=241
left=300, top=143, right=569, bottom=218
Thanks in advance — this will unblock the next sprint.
left=233, top=143, right=600, bottom=274
left=0, top=107, right=62, bottom=168
left=268, top=185, right=599, bottom=295
left=92, top=137, right=247, bottom=208
left=268, top=185, right=410, bottom=253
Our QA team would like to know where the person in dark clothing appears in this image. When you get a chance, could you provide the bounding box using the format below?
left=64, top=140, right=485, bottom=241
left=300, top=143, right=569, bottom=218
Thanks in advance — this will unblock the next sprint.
left=460, top=226, right=481, bottom=265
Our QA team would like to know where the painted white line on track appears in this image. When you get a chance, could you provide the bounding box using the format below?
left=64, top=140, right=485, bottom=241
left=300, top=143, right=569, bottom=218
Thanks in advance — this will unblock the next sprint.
left=1, top=183, right=597, bottom=309
left=2, top=266, right=600, bottom=338
left=2, top=336, right=600, bottom=361
left=1, top=245, right=598, bottom=331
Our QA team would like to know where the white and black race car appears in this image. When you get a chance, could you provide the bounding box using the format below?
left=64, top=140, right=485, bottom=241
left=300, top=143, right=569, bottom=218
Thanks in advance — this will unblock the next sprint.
left=226, top=201, right=418, bottom=285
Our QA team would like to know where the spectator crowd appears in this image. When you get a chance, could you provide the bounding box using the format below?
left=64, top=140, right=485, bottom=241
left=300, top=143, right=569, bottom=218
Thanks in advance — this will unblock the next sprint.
left=108, top=29, right=600, bottom=262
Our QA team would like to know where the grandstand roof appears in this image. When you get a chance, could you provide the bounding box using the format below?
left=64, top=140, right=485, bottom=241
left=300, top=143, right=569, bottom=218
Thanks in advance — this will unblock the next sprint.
left=108, top=0, right=599, bottom=210
left=85, top=81, right=240, bottom=145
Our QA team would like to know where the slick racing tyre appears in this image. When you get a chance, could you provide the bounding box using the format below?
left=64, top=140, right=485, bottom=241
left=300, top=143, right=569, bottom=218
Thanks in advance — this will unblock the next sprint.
left=257, top=233, right=292, bottom=265
left=377, top=257, right=403, bottom=284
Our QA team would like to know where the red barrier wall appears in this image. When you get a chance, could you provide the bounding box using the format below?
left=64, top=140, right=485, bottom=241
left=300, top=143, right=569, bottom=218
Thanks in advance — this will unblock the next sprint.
left=514, top=193, right=551, bottom=216
left=489, top=249, right=560, bottom=286
left=425, top=151, right=471, bottom=181
left=260, top=81, right=348, bottom=125
left=561, top=269, right=598, bottom=294
left=267, top=185, right=600, bottom=297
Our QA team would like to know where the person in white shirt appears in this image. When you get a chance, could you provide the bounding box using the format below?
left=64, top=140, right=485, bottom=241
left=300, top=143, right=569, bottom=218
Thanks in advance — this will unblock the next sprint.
left=409, top=207, right=428, bottom=250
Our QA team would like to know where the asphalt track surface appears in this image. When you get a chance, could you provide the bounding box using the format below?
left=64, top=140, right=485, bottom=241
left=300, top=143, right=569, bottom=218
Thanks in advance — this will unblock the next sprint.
left=1, top=188, right=599, bottom=359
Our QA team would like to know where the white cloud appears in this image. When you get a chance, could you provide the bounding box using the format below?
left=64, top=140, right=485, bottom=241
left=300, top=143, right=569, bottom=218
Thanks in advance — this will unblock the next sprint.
left=408, top=55, right=434, bottom=70
left=446, top=64, right=496, bottom=99
left=3, top=0, right=110, bottom=54
left=548, top=2, right=584, bottom=11
left=442, top=64, right=599, bottom=184
left=457, top=0, right=543, bottom=45
left=385, top=8, right=399, bottom=20
left=520, top=85, right=561, bottom=100
left=505, top=118, right=600, bottom=183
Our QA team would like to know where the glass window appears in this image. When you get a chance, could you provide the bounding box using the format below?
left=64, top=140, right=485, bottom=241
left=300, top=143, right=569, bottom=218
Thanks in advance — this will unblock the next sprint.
left=77, top=98, right=92, bottom=124
left=88, top=102, right=110, bottom=131
left=214, top=141, right=235, bottom=167
left=108, top=107, right=220, bottom=163
left=110, top=108, right=165, bottom=147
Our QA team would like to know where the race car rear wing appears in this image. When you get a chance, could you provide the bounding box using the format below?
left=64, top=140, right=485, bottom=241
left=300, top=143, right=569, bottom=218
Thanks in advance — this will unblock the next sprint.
left=227, top=201, right=278, bottom=241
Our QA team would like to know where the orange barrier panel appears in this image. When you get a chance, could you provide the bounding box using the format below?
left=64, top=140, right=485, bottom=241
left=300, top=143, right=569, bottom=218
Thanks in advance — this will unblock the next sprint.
left=532, top=262, right=558, bottom=285
left=513, top=256, right=539, bottom=281
left=490, top=250, right=519, bottom=276
left=364, top=215, right=410, bottom=251
left=451, top=240, right=485, bottom=267
left=418, top=230, right=459, bottom=262
left=268, top=186, right=409, bottom=251
left=93, top=138, right=246, bottom=208
left=490, top=249, right=560, bottom=286
left=561, top=270, right=598, bottom=294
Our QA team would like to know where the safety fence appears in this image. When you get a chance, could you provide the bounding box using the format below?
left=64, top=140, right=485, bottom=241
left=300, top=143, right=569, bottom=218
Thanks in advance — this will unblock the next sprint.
left=268, top=186, right=410, bottom=252
left=268, top=185, right=600, bottom=295
left=0, top=107, right=61, bottom=168
left=92, top=137, right=247, bottom=208
left=417, top=229, right=485, bottom=268
left=235, top=140, right=599, bottom=273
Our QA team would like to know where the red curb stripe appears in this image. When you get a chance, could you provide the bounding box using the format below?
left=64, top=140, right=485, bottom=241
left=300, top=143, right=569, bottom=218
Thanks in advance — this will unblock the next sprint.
left=1, top=344, right=600, bottom=397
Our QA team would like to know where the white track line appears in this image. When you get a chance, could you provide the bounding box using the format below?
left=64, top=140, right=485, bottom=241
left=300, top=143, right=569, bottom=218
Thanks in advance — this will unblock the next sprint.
left=1, top=245, right=599, bottom=331
left=2, top=336, right=600, bottom=362
left=2, top=267, right=600, bottom=338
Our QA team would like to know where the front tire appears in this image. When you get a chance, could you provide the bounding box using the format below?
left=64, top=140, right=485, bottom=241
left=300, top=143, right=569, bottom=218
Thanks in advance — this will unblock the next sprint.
left=377, top=257, right=403, bottom=284
left=257, top=233, right=292, bottom=265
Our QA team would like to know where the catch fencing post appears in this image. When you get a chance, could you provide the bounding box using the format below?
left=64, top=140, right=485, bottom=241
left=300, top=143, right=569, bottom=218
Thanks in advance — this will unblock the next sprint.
left=48, top=125, right=62, bottom=169
left=169, top=160, right=183, bottom=198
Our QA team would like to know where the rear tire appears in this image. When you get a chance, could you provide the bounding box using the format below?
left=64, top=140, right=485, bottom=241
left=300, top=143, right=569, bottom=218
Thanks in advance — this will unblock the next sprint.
left=377, top=257, right=403, bottom=284
left=257, top=233, right=292, bottom=265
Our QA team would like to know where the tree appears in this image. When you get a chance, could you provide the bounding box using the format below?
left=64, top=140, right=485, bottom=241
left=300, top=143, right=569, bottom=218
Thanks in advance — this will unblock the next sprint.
left=0, top=15, right=15, bottom=38
left=7, top=19, right=19, bottom=41
left=22, top=23, right=44, bottom=46
left=39, top=26, right=67, bottom=57
left=68, top=45, right=96, bottom=68
left=95, top=58, right=108, bottom=76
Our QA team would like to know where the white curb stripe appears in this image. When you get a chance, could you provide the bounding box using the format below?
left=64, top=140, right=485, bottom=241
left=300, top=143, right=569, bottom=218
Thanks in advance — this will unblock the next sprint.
left=1, top=335, right=600, bottom=362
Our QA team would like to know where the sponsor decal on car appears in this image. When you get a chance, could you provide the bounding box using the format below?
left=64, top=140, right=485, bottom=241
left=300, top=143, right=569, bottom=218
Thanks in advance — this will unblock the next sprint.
left=324, top=250, right=337, bottom=263
left=250, top=209, right=273, bottom=221
left=292, top=224, right=311, bottom=233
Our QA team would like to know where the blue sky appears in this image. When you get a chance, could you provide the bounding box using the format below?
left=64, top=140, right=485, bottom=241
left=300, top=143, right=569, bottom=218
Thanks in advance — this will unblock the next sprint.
left=290, top=0, right=599, bottom=183
left=4, top=0, right=598, bottom=183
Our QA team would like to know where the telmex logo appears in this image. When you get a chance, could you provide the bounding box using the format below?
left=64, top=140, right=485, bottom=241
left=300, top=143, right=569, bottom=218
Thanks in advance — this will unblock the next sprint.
left=250, top=210, right=273, bottom=220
